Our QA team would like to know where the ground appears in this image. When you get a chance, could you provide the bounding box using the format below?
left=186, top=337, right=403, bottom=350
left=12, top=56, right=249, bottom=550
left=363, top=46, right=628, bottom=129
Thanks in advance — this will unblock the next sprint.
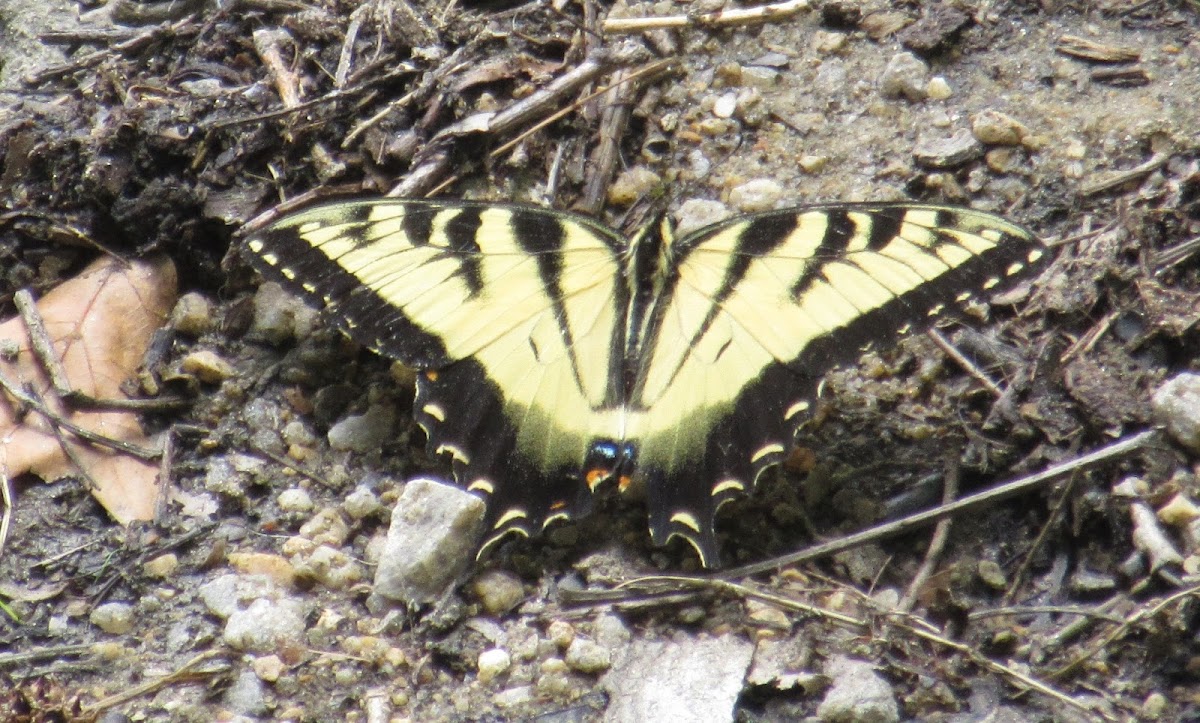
left=0, top=0, right=1198, bottom=721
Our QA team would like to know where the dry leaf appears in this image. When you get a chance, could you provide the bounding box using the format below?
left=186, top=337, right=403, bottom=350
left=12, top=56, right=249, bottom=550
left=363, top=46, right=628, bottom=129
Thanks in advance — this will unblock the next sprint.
left=0, top=255, right=178, bottom=523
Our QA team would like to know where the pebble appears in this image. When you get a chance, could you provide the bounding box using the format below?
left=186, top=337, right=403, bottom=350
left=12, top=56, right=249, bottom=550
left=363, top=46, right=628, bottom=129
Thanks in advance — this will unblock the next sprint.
left=607, top=166, right=663, bottom=207
left=1157, top=493, right=1200, bottom=525
left=728, top=178, right=783, bottom=213
left=281, top=420, right=317, bottom=448
left=799, top=155, right=829, bottom=173
left=879, top=51, right=929, bottom=101
left=472, top=569, right=525, bottom=616
left=343, top=485, right=383, bottom=520
left=180, top=349, right=235, bottom=383
left=674, top=198, right=731, bottom=237
left=565, top=638, right=612, bottom=674
left=970, top=109, right=1028, bottom=146
left=143, top=553, right=179, bottom=579
left=547, top=620, right=575, bottom=649
left=299, top=506, right=351, bottom=546
left=90, top=602, right=135, bottom=635
left=477, top=648, right=512, bottom=684
left=252, top=654, right=284, bottom=682
left=250, top=281, right=316, bottom=346
left=372, top=478, right=486, bottom=606
left=913, top=128, right=984, bottom=168
left=493, top=685, right=534, bottom=709
left=277, top=487, right=314, bottom=513
left=712, top=91, right=737, bottom=119
left=223, top=669, right=268, bottom=717
left=224, top=597, right=307, bottom=653
left=170, top=292, right=214, bottom=337
left=227, top=552, right=297, bottom=588
left=602, top=634, right=753, bottom=723
left=296, top=544, right=364, bottom=589
left=1152, top=373, right=1200, bottom=453
left=816, top=656, right=899, bottom=723
left=977, top=560, right=1008, bottom=590
left=925, top=76, right=953, bottom=100
left=328, top=404, right=397, bottom=453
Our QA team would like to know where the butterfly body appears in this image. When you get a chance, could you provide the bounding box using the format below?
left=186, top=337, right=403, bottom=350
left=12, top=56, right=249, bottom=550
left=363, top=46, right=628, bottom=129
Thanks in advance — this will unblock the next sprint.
left=246, top=198, right=1045, bottom=566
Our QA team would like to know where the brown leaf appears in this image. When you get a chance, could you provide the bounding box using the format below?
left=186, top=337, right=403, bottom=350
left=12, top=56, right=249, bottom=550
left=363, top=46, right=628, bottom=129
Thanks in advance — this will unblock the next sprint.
left=0, top=255, right=178, bottom=523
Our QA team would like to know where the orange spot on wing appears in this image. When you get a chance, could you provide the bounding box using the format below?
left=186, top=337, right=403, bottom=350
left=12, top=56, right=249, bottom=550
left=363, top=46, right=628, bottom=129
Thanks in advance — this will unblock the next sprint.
left=585, top=468, right=608, bottom=490
left=424, top=370, right=439, bottom=382
left=617, top=475, right=632, bottom=492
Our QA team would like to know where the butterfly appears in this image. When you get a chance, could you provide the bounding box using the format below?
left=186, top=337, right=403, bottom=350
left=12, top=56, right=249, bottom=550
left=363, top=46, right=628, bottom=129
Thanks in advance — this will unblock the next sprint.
left=245, top=198, right=1045, bottom=566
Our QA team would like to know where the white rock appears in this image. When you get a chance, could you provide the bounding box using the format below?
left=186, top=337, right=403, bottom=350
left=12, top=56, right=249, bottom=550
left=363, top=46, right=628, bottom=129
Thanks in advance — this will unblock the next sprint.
left=1153, top=373, right=1200, bottom=453
left=728, top=178, right=783, bottom=213
left=816, top=656, right=899, bottom=723
left=602, top=634, right=754, bottom=723
left=372, top=478, right=486, bottom=606
left=90, top=602, right=135, bottom=634
left=277, top=487, right=314, bottom=513
left=224, top=597, right=306, bottom=653
left=477, top=648, right=512, bottom=684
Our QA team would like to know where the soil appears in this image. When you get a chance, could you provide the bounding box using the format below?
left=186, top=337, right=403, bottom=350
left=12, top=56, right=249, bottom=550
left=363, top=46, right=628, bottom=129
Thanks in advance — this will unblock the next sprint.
left=1, top=0, right=1198, bottom=720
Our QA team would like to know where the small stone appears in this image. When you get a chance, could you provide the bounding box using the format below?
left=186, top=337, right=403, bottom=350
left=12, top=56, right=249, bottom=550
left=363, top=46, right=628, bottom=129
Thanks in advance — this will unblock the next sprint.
left=90, top=602, right=135, bottom=634
left=565, top=638, right=612, bottom=674
left=816, top=656, right=899, bottom=723
left=985, top=148, right=1022, bottom=174
left=799, top=155, right=829, bottom=173
left=547, top=620, right=575, bottom=649
left=227, top=552, right=297, bottom=588
left=252, top=654, right=284, bottom=682
left=970, top=110, right=1028, bottom=146
left=143, top=553, right=179, bottom=579
left=1153, top=373, right=1200, bottom=453
left=879, top=51, right=928, bottom=101
left=472, top=569, right=525, bottom=616
left=602, top=634, right=752, bottom=721
left=250, top=281, right=316, bottom=346
left=477, top=648, right=512, bottom=684
left=813, top=30, right=849, bottom=54
left=281, top=420, right=317, bottom=448
left=729, top=178, right=783, bottom=213
left=712, top=92, right=737, bottom=119
left=277, top=487, right=314, bottom=513
left=607, top=166, right=663, bottom=207
left=224, top=597, right=306, bottom=653
left=224, top=669, right=268, bottom=716
left=925, top=76, right=952, bottom=100
left=977, top=560, right=1008, bottom=590
left=170, top=292, right=214, bottom=337
left=180, top=349, right=235, bottom=383
left=372, top=478, right=486, bottom=606
left=913, top=128, right=984, bottom=169
left=296, top=544, right=364, bottom=589
left=1142, top=692, right=1168, bottom=719
left=1157, top=494, right=1200, bottom=526
left=674, top=199, right=731, bottom=237
left=328, top=404, right=397, bottom=453
left=300, top=507, right=351, bottom=546
left=493, top=685, right=534, bottom=709
left=343, top=485, right=382, bottom=520
left=746, top=600, right=791, bottom=630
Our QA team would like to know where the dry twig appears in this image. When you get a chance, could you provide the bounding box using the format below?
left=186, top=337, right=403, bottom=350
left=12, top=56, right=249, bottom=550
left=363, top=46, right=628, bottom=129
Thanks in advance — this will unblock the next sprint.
left=603, top=0, right=811, bottom=33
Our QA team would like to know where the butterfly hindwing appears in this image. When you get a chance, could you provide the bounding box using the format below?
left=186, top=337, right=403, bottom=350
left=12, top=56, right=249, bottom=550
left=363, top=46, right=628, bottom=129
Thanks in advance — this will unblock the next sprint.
left=246, top=199, right=1046, bottom=567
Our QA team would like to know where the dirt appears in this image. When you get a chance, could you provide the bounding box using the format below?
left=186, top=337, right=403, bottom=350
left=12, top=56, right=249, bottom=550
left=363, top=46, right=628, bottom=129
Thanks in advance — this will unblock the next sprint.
left=1, top=0, right=1198, bottom=720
